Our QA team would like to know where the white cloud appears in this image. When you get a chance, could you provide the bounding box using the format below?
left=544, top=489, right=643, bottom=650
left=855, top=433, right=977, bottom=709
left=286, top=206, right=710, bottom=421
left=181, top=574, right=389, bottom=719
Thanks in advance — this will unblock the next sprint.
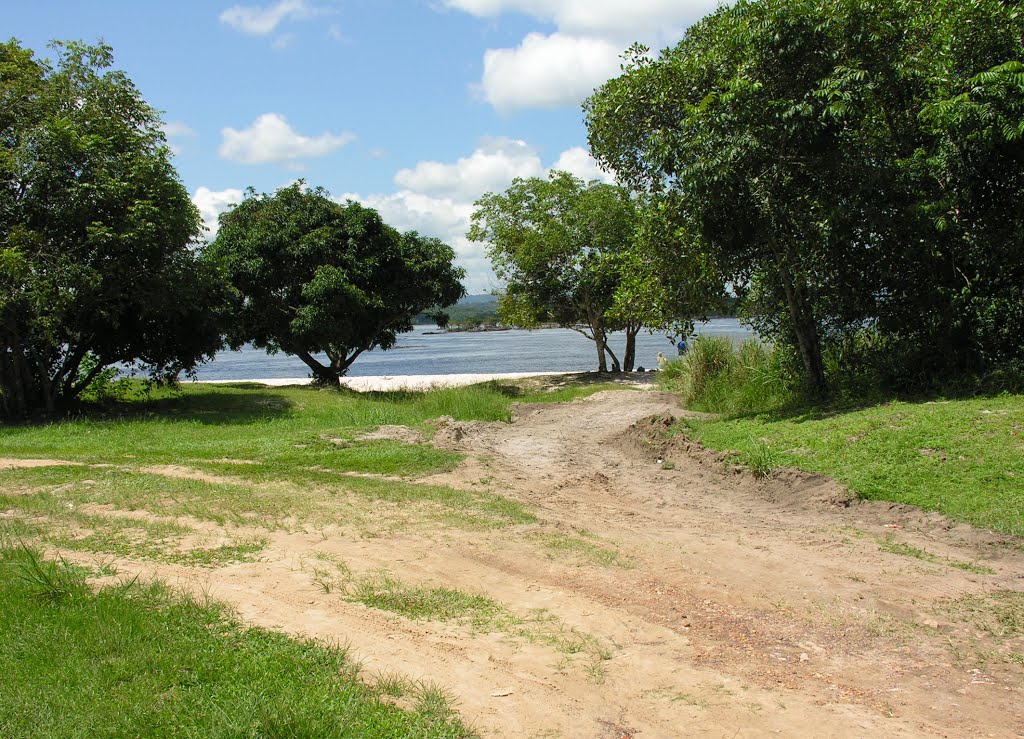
left=339, top=189, right=494, bottom=292
left=219, top=0, right=326, bottom=35
left=480, top=32, right=621, bottom=113
left=394, top=137, right=544, bottom=201
left=443, top=0, right=718, bottom=41
left=339, top=141, right=617, bottom=292
left=219, top=113, right=355, bottom=166
left=445, top=0, right=722, bottom=112
left=192, top=186, right=245, bottom=237
left=552, top=146, right=616, bottom=183
left=341, top=191, right=474, bottom=239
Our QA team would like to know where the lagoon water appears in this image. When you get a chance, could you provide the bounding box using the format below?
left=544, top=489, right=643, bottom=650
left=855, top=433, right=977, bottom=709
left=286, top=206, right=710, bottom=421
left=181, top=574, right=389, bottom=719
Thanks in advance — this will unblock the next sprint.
left=194, top=318, right=754, bottom=382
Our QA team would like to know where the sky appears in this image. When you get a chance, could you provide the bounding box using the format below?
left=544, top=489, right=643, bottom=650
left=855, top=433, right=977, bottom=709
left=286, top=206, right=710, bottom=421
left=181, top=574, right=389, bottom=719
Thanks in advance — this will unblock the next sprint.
left=8, top=0, right=721, bottom=292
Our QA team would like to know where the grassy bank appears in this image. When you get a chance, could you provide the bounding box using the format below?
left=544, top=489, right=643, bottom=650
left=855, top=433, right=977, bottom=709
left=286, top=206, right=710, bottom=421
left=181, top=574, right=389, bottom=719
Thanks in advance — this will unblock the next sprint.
left=0, top=378, right=634, bottom=736
left=1, top=379, right=609, bottom=472
left=0, top=380, right=623, bottom=560
left=662, top=338, right=1024, bottom=537
left=0, top=545, right=472, bottom=738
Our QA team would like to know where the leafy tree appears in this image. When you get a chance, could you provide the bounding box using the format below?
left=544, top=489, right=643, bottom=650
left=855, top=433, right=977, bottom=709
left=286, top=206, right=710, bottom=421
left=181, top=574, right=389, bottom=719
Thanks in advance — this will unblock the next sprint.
left=585, top=0, right=1024, bottom=393
left=208, top=183, right=465, bottom=385
left=0, top=40, right=225, bottom=417
left=877, top=0, right=1024, bottom=381
left=608, top=192, right=724, bottom=356
left=469, top=172, right=643, bottom=371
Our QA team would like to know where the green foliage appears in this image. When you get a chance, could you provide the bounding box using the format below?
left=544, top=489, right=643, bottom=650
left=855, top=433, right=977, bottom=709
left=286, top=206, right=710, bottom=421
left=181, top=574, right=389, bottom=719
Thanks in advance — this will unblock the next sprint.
left=0, top=545, right=474, bottom=737
left=659, top=337, right=795, bottom=416
left=586, top=0, right=1024, bottom=394
left=470, top=171, right=662, bottom=371
left=208, top=183, right=465, bottom=385
left=468, top=170, right=708, bottom=370
left=609, top=194, right=722, bottom=343
left=0, top=40, right=227, bottom=418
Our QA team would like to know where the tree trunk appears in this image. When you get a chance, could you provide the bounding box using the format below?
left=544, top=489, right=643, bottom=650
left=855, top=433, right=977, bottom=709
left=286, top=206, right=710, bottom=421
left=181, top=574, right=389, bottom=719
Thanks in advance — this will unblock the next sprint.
left=295, top=350, right=341, bottom=387
left=585, top=308, right=609, bottom=373
left=593, top=334, right=608, bottom=372
left=778, top=263, right=827, bottom=396
left=623, top=326, right=639, bottom=372
left=603, top=340, right=621, bottom=373
left=329, top=347, right=366, bottom=379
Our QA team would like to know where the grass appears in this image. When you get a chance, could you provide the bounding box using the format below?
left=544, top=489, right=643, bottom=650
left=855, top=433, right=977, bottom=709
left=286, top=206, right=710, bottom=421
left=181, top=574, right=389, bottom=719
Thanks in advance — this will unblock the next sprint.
left=878, top=536, right=996, bottom=575
left=0, top=544, right=474, bottom=738
left=0, top=380, right=608, bottom=536
left=350, top=573, right=508, bottom=625
left=0, top=380, right=616, bottom=471
left=0, top=380, right=620, bottom=568
left=943, top=590, right=1024, bottom=639
left=0, top=433, right=540, bottom=548
left=659, top=337, right=1024, bottom=537
left=658, top=337, right=792, bottom=416
left=302, top=557, right=612, bottom=678
left=532, top=531, right=633, bottom=568
left=0, top=377, right=639, bottom=732
left=680, top=395, right=1024, bottom=536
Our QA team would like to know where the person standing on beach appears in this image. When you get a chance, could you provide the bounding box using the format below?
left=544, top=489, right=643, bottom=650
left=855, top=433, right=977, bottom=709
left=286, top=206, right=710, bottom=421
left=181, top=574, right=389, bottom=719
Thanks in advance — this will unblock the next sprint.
left=677, top=338, right=688, bottom=356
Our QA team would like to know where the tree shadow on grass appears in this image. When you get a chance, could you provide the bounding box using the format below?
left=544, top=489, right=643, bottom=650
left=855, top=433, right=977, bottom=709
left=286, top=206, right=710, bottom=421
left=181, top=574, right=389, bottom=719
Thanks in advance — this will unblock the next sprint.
left=65, top=385, right=297, bottom=426
left=141, top=390, right=295, bottom=425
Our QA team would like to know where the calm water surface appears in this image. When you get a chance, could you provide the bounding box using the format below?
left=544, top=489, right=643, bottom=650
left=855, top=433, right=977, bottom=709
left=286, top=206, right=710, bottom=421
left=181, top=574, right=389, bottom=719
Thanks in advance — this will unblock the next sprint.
left=194, top=319, right=754, bottom=381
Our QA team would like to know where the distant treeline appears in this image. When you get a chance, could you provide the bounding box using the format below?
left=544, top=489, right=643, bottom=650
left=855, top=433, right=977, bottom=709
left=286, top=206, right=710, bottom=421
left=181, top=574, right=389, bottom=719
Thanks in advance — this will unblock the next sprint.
left=416, top=295, right=738, bottom=330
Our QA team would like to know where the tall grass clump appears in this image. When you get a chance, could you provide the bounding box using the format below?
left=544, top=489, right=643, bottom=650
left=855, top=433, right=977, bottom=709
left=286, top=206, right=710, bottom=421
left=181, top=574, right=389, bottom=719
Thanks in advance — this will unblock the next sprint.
left=659, top=337, right=793, bottom=416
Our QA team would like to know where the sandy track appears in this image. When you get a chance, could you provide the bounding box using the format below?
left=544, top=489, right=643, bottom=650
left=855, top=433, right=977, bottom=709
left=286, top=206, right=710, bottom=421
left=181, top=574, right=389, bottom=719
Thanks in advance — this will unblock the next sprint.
left=66, top=389, right=1024, bottom=737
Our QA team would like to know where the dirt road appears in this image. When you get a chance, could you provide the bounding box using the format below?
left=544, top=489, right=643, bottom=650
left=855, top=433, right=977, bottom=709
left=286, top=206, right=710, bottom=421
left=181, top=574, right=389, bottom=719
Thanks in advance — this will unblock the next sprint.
left=81, top=388, right=1024, bottom=737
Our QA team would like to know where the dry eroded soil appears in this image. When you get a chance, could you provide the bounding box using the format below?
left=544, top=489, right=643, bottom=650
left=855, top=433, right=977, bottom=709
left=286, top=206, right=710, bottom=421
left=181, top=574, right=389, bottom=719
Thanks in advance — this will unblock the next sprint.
left=6, top=389, right=1024, bottom=737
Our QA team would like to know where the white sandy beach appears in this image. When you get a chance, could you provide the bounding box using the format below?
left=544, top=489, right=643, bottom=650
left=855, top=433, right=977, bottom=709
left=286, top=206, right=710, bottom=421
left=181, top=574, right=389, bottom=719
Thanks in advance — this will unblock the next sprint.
left=200, top=372, right=570, bottom=392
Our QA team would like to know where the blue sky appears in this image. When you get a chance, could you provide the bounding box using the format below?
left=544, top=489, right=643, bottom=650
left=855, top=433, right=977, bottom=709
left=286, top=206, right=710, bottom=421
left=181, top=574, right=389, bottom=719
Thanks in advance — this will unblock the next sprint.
left=8, top=0, right=719, bottom=291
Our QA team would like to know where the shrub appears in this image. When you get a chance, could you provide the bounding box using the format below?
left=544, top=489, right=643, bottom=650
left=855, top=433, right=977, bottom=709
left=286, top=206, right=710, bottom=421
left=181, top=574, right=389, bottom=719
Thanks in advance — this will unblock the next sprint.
left=660, top=337, right=794, bottom=416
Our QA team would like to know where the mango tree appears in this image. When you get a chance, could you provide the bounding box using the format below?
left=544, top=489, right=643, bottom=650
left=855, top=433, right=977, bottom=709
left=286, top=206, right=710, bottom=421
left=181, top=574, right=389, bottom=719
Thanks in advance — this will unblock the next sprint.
left=208, top=183, right=465, bottom=385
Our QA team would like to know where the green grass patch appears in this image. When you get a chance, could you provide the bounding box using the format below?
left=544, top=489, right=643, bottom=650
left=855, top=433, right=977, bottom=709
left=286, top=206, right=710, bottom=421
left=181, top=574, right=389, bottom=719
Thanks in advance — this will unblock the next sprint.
left=351, top=574, right=507, bottom=625
left=0, top=504, right=266, bottom=568
left=0, top=545, right=473, bottom=738
left=0, top=445, right=535, bottom=541
left=306, top=560, right=611, bottom=677
left=658, top=337, right=793, bottom=416
left=0, top=380, right=604, bottom=540
left=679, top=394, right=1024, bottom=536
left=0, top=380, right=620, bottom=471
left=660, top=337, right=1024, bottom=536
left=532, top=532, right=633, bottom=568
left=878, top=536, right=995, bottom=574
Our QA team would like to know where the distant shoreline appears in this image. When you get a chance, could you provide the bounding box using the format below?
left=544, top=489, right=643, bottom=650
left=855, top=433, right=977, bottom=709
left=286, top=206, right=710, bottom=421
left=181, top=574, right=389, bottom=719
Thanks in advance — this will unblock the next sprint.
left=199, top=372, right=572, bottom=392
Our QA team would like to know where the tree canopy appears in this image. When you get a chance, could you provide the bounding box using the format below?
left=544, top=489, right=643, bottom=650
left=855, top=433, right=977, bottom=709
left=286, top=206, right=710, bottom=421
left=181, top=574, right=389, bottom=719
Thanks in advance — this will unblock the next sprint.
left=208, top=183, right=466, bottom=385
left=585, top=0, right=1024, bottom=392
left=470, top=172, right=718, bottom=372
left=0, top=40, right=226, bottom=417
left=469, top=172, right=639, bottom=371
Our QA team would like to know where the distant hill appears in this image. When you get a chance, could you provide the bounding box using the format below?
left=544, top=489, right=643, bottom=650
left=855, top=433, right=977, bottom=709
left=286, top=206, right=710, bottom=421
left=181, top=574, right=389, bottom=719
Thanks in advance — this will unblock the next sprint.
left=414, top=294, right=499, bottom=326
left=457, top=294, right=499, bottom=307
